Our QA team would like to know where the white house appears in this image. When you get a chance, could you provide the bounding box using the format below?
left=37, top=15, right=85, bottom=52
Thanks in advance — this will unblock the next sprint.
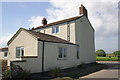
left=0, top=47, right=8, bottom=60
left=7, top=4, right=96, bottom=73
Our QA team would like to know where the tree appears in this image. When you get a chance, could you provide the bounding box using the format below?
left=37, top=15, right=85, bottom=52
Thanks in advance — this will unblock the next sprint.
left=113, top=50, right=120, bottom=57
left=96, top=49, right=106, bottom=57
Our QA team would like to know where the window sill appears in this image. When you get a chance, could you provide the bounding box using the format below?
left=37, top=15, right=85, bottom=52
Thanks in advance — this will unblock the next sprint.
left=21, top=56, right=38, bottom=58
left=57, top=58, right=67, bottom=60
left=52, top=32, right=59, bottom=34
left=12, top=60, right=26, bottom=62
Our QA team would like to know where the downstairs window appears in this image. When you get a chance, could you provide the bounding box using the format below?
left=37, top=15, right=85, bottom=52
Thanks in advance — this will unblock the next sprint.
left=16, top=47, right=24, bottom=58
left=58, top=47, right=67, bottom=59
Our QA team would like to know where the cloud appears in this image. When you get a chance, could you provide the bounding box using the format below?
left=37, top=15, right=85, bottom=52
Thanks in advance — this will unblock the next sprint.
left=28, top=16, right=44, bottom=28
left=0, top=33, right=13, bottom=47
left=28, top=0, right=118, bottom=38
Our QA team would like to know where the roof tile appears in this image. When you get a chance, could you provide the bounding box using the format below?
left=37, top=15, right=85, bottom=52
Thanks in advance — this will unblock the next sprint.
left=27, top=30, right=75, bottom=45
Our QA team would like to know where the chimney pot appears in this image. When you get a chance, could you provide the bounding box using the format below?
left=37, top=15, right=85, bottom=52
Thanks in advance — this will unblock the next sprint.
left=42, top=18, right=47, bottom=25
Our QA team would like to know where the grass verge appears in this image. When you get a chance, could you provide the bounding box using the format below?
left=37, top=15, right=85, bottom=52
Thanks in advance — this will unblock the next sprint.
left=96, top=57, right=119, bottom=61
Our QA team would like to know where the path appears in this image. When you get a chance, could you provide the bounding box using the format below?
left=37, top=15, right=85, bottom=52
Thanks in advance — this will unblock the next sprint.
left=80, top=61, right=119, bottom=80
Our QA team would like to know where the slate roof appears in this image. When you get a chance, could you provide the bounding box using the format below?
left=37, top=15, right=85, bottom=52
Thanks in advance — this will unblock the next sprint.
left=32, top=15, right=83, bottom=30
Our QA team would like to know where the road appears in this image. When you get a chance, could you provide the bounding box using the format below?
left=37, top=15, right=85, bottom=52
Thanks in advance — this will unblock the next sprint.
left=80, top=61, right=120, bottom=80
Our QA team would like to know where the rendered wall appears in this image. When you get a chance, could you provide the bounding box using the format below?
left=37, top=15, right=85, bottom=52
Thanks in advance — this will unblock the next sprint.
left=34, top=21, right=76, bottom=44
left=75, top=16, right=96, bottom=63
left=8, top=30, right=38, bottom=65
left=13, top=41, right=79, bottom=73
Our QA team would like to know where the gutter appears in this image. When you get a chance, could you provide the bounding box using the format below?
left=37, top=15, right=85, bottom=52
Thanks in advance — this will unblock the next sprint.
left=38, top=39, right=77, bottom=46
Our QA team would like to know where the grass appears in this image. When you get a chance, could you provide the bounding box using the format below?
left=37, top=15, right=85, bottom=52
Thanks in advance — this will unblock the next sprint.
left=96, top=57, right=119, bottom=61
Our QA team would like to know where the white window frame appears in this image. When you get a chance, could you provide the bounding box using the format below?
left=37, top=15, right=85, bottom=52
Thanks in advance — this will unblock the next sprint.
left=52, top=26, right=59, bottom=34
left=58, top=47, right=67, bottom=59
left=16, top=47, right=24, bottom=60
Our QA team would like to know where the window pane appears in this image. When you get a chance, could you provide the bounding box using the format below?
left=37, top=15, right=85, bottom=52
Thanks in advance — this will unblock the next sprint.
left=58, top=47, right=62, bottom=58
left=16, top=47, right=24, bottom=58
left=56, top=27, right=59, bottom=33
left=4, top=52, right=7, bottom=57
left=63, top=48, right=66, bottom=57
left=52, top=27, right=55, bottom=33
left=16, top=48, right=20, bottom=57
left=21, top=48, right=24, bottom=56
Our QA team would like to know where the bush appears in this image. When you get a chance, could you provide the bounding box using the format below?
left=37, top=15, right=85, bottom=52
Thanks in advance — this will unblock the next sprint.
left=2, top=70, right=11, bottom=80
left=48, top=67, right=63, bottom=77
left=2, top=69, right=30, bottom=80
left=12, top=70, right=30, bottom=79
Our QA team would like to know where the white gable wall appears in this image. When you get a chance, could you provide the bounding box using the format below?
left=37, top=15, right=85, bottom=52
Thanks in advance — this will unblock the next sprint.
left=8, top=30, right=38, bottom=65
left=75, top=16, right=96, bottom=63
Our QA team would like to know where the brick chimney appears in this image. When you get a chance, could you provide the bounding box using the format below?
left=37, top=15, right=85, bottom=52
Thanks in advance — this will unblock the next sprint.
left=42, top=18, right=47, bottom=25
left=79, top=4, right=88, bottom=18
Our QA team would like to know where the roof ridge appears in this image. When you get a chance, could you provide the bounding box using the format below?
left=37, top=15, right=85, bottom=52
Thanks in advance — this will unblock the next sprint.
left=32, top=15, right=83, bottom=30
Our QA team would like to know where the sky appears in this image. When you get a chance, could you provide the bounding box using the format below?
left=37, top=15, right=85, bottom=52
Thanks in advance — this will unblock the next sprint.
left=0, top=0, right=119, bottom=53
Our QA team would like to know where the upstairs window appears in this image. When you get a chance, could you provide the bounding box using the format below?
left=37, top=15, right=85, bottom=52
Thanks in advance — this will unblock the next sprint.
left=58, top=47, right=67, bottom=59
left=52, top=26, right=59, bottom=33
left=16, top=47, right=24, bottom=58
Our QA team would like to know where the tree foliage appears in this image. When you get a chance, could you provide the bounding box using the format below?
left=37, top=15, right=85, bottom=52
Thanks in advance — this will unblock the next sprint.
left=96, top=49, right=106, bottom=57
left=112, top=50, right=120, bottom=57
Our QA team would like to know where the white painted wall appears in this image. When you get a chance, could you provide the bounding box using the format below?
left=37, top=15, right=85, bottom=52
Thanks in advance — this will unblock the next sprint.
left=75, top=16, right=96, bottom=63
left=13, top=41, right=79, bottom=73
left=34, top=22, right=76, bottom=44
left=8, top=30, right=38, bottom=65
left=43, top=42, right=79, bottom=71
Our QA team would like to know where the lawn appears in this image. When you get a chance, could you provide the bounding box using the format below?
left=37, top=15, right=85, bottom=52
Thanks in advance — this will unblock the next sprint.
left=96, top=57, right=119, bottom=61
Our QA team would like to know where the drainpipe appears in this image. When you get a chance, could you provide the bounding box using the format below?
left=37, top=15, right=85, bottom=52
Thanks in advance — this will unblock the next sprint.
left=10, top=61, right=13, bottom=78
left=42, top=41, right=45, bottom=74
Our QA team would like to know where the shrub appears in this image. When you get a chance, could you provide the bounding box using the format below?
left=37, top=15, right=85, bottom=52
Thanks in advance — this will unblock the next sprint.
left=2, top=69, right=30, bottom=80
left=12, top=70, right=30, bottom=79
left=48, top=67, right=63, bottom=77
left=2, top=69, right=11, bottom=80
